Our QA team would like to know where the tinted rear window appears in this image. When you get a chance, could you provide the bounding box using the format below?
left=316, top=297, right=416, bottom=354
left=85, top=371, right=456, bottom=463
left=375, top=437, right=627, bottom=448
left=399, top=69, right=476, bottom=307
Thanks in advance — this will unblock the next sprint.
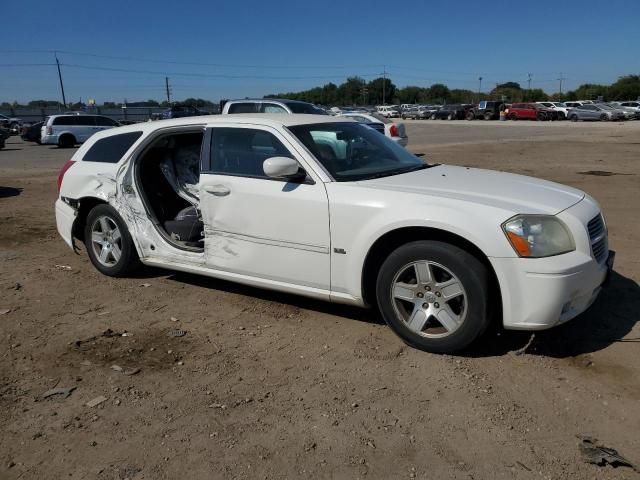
left=228, top=103, right=258, bottom=113
left=95, top=116, right=119, bottom=126
left=52, top=116, right=77, bottom=126
left=285, top=102, right=327, bottom=114
left=82, top=132, right=143, bottom=163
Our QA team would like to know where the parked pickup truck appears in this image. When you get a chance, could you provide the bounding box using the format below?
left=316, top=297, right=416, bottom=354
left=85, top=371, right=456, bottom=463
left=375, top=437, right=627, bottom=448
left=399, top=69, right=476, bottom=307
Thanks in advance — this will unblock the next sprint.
left=0, top=114, right=23, bottom=134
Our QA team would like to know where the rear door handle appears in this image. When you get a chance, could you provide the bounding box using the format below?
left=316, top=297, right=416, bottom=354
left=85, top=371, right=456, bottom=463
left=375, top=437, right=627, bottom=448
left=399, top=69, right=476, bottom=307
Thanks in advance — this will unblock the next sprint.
left=204, top=184, right=231, bottom=196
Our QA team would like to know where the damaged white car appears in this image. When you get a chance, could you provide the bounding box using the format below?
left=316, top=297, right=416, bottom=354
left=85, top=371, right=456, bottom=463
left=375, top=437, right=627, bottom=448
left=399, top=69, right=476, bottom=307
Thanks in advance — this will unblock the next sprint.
left=55, top=114, right=613, bottom=353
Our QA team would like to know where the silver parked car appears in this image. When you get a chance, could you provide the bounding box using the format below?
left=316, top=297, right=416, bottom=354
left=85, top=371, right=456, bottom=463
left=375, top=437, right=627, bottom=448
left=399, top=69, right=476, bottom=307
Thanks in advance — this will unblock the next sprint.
left=567, top=104, right=625, bottom=122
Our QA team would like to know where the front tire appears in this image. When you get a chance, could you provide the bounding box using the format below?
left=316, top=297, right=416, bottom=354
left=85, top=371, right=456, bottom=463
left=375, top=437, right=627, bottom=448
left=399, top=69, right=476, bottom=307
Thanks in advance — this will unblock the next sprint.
left=570, top=114, right=578, bottom=122
left=376, top=240, right=491, bottom=353
left=84, top=204, right=140, bottom=277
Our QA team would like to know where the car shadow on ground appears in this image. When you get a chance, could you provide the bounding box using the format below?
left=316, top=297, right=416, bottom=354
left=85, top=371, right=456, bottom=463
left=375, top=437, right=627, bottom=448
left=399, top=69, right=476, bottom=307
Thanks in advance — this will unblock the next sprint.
left=156, top=268, right=638, bottom=358
left=465, top=270, right=640, bottom=358
left=0, top=186, right=22, bottom=198
left=165, top=270, right=381, bottom=325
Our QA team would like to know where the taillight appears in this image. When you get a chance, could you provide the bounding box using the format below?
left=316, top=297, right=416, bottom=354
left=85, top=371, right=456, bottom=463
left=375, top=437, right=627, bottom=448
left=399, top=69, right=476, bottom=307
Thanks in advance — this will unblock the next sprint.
left=46, top=126, right=53, bottom=135
left=389, top=124, right=399, bottom=137
left=57, top=160, right=75, bottom=193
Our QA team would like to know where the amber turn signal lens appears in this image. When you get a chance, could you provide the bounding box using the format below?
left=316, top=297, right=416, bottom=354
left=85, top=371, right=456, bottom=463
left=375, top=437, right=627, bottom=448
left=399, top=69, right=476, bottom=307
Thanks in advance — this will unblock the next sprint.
left=506, top=231, right=531, bottom=257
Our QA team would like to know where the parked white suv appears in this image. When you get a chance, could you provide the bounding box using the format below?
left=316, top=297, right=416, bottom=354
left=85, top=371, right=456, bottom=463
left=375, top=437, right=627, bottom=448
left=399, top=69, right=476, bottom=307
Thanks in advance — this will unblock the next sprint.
left=222, top=98, right=327, bottom=115
left=41, top=114, right=120, bottom=147
left=376, top=105, right=400, bottom=118
left=55, top=114, right=613, bottom=353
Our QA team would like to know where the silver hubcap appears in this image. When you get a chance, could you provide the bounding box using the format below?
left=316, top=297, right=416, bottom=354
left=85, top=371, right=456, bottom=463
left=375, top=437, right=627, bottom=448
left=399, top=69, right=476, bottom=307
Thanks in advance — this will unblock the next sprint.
left=390, top=261, right=467, bottom=338
left=90, top=215, right=122, bottom=267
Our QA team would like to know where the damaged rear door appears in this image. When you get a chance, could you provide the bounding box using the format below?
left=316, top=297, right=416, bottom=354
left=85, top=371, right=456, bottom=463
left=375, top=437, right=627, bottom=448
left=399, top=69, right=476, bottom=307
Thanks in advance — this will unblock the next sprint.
left=199, top=124, right=331, bottom=294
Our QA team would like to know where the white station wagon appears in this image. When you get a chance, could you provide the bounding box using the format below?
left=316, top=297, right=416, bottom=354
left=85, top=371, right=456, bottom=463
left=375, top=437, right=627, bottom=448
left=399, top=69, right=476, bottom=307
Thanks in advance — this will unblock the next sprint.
left=55, top=114, right=613, bottom=353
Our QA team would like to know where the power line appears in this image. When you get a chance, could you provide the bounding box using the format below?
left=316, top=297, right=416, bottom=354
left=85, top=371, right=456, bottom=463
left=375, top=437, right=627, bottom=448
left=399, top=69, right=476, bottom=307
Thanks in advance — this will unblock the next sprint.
left=59, top=63, right=384, bottom=80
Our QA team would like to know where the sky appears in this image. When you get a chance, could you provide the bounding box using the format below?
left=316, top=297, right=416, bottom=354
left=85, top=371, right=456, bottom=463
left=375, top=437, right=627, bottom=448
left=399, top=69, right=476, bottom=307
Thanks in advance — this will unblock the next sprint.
left=1, top=0, right=639, bottom=104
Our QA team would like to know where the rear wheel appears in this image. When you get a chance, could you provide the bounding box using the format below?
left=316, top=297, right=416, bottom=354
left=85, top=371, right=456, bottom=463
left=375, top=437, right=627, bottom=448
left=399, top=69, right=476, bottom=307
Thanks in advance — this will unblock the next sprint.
left=509, top=113, right=517, bottom=120
left=447, top=113, right=454, bottom=120
left=570, top=114, right=578, bottom=122
left=430, top=113, right=437, bottom=120
left=600, top=114, right=608, bottom=121
left=84, top=204, right=140, bottom=277
left=58, top=134, right=75, bottom=148
left=536, top=112, right=547, bottom=121
left=484, top=112, right=493, bottom=121
left=376, top=240, right=490, bottom=353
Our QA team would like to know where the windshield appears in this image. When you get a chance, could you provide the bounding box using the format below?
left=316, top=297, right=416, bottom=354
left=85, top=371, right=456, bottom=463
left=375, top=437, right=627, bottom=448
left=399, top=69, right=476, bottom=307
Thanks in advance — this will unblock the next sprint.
left=288, top=122, right=427, bottom=182
left=552, top=102, right=566, bottom=107
left=285, top=102, right=328, bottom=115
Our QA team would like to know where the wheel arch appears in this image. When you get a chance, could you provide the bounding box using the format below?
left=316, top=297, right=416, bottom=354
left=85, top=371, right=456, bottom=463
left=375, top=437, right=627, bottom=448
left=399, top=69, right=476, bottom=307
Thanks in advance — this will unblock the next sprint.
left=361, top=226, right=502, bottom=318
left=71, top=196, right=109, bottom=243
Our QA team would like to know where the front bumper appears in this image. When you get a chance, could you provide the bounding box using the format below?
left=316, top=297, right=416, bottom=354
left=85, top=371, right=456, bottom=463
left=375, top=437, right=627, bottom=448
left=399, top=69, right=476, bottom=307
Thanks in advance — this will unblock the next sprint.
left=490, top=251, right=610, bottom=330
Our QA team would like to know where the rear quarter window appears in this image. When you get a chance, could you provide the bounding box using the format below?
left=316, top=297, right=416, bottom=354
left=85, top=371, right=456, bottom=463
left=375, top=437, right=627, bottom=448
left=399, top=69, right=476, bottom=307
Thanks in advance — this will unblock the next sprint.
left=228, top=103, right=258, bottom=113
left=82, top=132, right=143, bottom=163
left=53, top=116, right=76, bottom=126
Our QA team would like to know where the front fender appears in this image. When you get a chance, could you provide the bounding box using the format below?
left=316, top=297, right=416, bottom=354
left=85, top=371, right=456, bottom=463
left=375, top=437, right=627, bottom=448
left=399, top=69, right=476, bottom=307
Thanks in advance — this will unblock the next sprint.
left=326, top=184, right=517, bottom=302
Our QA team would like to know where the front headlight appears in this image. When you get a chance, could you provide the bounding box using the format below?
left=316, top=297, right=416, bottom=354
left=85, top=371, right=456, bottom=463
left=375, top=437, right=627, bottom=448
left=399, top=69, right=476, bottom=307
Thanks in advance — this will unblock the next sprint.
left=502, top=215, right=575, bottom=258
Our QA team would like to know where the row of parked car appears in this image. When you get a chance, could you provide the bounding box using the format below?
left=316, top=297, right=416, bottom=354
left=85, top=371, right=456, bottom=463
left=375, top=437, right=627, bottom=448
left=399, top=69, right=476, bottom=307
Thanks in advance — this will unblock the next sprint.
left=370, top=100, right=640, bottom=122
left=12, top=99, right=408, bottom=149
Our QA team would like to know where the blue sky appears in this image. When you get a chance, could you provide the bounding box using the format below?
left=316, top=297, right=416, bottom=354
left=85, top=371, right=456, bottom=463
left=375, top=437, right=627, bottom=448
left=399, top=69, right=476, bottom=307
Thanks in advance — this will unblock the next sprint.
left=2, top=0, right=639, bottom=103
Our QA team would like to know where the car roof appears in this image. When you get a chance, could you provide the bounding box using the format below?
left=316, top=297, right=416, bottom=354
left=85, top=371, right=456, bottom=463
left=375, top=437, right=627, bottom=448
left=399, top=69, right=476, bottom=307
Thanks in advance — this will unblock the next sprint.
left=227, top=98, right=312, bottom=105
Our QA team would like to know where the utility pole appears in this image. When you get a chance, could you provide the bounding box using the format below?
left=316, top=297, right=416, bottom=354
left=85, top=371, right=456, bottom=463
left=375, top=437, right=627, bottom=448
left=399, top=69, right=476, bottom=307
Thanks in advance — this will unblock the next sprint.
left=382, top=65, right=387, bottom=105
left=557, top=73, right=565, bottom=94
left=165, top=77, right=171, bottom=104
left=478, top=76, right=483, bottom=98
left=527, top=73, right=532, bottom=90
left=55, top=52, right=67, bottom=108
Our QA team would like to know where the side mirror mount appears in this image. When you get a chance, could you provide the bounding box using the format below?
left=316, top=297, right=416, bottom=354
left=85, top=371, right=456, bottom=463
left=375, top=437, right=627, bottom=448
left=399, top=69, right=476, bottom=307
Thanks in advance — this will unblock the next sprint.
left=263, top=156, right=303, bottom=180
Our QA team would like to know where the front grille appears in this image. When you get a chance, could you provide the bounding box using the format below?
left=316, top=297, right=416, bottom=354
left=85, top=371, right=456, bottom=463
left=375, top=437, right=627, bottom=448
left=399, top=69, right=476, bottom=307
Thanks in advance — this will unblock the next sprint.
left=587, top=214, right=608, bottom=263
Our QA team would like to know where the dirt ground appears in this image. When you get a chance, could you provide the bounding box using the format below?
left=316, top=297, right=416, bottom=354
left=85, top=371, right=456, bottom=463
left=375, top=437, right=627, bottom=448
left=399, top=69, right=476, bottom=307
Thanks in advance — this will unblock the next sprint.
left=1, top=120, right=639, bottom=480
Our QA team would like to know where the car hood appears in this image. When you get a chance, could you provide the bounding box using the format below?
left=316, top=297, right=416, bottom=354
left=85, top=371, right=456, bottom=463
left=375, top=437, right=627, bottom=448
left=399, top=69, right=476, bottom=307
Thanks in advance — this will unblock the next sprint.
left=359, top=165, right=585, bottom=215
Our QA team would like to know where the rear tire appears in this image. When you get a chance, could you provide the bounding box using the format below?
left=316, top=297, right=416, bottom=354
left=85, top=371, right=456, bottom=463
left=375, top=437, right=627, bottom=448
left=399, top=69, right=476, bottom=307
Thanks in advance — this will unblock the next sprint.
left=600, top=114, right=608, bottom=121
left=376, top=240, right=491, bottom=353
left=84, top=204, right=141, bottom=277
left=58, top=134, right=76, bottom=148
left=484, top=112, right=493, bottom=121
left=447, top=113, right=454, bottom=120
left=430, top=113, right=437, bottom=120
left=509, top=113, right=517, bottom=120
left=570, top=114, right=578, bottom=122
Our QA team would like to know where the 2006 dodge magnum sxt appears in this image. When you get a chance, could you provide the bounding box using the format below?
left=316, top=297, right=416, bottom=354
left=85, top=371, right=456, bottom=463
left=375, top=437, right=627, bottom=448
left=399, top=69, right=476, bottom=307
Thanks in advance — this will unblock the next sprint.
left=55, top=114, right=614, bottom=353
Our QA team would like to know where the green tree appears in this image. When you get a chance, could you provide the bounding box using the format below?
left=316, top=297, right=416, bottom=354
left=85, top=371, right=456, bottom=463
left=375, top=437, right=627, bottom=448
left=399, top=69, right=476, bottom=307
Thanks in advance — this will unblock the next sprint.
left=367, top=77, right=396, bottom=105
left=607, top=75, right=640, bottom=100
left=426, top=83, right=450, bottom=103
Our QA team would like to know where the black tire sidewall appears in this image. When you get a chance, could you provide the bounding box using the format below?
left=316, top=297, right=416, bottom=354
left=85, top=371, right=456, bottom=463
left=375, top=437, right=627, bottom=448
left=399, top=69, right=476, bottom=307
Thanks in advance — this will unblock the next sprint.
left=376, top=240, right=490, bottom=353
left=84, top=204, right=139, bottom=277
left=58, top=134, right=75, bottom=148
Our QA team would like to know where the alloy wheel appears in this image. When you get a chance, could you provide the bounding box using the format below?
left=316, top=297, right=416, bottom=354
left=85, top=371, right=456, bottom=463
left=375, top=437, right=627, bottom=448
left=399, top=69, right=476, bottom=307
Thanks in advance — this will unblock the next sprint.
left=390, top=260, right=467, bottom=338
left=90, top=215, right=123, bottom=267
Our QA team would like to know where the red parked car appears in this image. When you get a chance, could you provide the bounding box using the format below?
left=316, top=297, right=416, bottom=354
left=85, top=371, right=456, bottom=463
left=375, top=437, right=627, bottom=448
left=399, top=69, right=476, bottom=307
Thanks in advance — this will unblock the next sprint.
left=508, top=103, right=557, bottom=121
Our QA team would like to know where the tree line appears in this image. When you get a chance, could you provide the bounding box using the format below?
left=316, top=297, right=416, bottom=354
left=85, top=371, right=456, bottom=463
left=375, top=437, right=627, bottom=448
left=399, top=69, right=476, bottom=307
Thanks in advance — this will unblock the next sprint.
left=266, top=74, right=640, bottom=105
left=3, top=75, right=638, bottom=109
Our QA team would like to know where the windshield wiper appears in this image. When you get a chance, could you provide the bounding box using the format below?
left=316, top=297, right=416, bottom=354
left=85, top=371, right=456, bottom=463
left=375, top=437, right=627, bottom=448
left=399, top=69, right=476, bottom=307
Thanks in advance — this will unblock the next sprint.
left=364, top=163, right=430, bottom=180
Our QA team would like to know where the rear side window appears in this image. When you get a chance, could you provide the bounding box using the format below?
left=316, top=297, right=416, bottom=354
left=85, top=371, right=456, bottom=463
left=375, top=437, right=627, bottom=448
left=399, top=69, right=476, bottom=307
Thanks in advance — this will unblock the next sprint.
left=82, top=132, right=143, bottom=163
left=53, top=116, right=76, bottom=126
left=228, top=103, right=258, bottom=113
left=95, top=116, right=118, bottom=126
